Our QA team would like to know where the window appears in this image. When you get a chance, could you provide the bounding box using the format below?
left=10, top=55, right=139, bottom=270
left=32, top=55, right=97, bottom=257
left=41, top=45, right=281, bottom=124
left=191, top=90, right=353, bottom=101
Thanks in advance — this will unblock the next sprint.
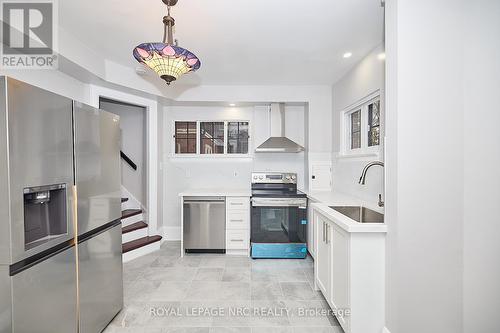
left=227, top=122, right=249, bottom=154
left=200, top=122, right=224, bottom=154
left=173, top=120, right=250, bottom=156
left=350, top=110, right=361, bottom=149
left=342, top=93, right=381, bottom=155
left=175, top=121, right=197, bottom=154
left=368, top=100, right=380, bottom=147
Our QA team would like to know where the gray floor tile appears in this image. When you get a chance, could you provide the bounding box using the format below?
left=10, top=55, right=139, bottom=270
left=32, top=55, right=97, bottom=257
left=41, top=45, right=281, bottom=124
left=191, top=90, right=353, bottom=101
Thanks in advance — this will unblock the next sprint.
left=284, top=300, right=340, bottom=328
left=149, top=281, right=192, bottom=301
left=222, top=267, right=251, bottom=282
left=124, top=279, right=162, bottom=304
left=225, top=257, right=252, bottom=267
left=163, top=328, right=210, bottom=333
left=209, top=328, right=251, bottom=333
left=194, top=268, right=225, bottom=281
left=200, top=256, right=227, bottom=268
left=185, top=281, right=222, bottom=301
left=280, top=282, right=323, bottom=300
left=113, top=242, right=343, bottom=333
left=251, top=282, right=283, bottom=300
left=142, top=267, right=198, bottom=282
left=151, top=256, right=202, bottom=268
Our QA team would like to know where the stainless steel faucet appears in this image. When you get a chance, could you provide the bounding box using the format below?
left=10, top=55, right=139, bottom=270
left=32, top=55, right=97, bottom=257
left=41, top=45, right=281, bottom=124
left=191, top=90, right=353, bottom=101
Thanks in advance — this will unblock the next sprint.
left=358, top=161, right=385, bottom=207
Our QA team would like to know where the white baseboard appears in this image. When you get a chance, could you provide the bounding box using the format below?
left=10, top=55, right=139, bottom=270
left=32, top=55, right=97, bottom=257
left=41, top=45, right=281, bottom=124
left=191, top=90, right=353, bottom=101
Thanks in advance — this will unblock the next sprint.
left=161, top=226, right=181, bottom=241
left=383, top=327, right=392, bottom=333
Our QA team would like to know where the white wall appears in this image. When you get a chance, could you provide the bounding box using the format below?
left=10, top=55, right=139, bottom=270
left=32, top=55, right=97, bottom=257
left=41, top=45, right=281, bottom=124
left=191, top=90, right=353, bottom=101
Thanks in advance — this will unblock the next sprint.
left=463, top=1, right=500, bottom=332
left=386, top=1, right=464, bottom=331
left=0, top=69, right=91, bottom=104
left=100, top=100, right=147, bottom=205
left=162, top=104, right=307, bottom=234
left=385, top=1, right=500, bottom=332
left=331, top=45, right=385, bottom=205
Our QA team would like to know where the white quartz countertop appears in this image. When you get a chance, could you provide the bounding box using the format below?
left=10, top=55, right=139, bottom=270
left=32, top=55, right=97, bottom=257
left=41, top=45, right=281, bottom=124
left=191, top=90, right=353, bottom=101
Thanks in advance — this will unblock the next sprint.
left=306, top=190, right=387, bottom=233
left=179, top=188, right=252, bottom=197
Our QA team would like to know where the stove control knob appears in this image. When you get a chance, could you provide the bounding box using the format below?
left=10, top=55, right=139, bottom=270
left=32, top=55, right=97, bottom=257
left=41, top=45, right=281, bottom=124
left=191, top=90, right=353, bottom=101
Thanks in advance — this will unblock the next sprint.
left=285, top=176, right=291, bottom=180
left=291, top=175, right=296, bottom=180
left=259, top=176, right=264, bottom=180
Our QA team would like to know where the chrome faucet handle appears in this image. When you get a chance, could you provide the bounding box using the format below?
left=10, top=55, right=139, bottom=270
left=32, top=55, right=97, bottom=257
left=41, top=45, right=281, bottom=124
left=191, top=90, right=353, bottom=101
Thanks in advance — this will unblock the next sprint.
left=378, top=194, right=384, bottom=207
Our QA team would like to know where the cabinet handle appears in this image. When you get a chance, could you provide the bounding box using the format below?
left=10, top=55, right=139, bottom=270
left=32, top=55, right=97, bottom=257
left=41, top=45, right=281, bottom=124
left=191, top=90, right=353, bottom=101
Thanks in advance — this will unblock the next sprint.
left=231, top=239, right=244, bottom=242
left=230, top=219, right=244, bottom=222
left=231, top=203, right=244, bottom=206
left=325, top=223, right=330, bottom=244
left=322, top=222, right=326, bottom=243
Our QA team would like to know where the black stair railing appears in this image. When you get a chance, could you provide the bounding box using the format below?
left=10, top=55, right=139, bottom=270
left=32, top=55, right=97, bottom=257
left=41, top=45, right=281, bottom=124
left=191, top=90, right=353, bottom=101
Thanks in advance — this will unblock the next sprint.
left=120, top=151, right=137, bottom=171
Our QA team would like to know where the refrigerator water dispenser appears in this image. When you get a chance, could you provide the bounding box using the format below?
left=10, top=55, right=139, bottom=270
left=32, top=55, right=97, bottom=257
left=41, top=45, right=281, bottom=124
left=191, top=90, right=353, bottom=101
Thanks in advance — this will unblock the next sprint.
left=23, top=183, right=68, bottom=250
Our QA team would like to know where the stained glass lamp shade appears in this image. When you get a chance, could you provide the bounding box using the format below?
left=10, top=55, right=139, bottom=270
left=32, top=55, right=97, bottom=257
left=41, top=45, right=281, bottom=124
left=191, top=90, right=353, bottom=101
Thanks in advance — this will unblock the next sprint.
left=133, top=0, right=201, bottom=85
left=133, top=43, right=201, bottom=85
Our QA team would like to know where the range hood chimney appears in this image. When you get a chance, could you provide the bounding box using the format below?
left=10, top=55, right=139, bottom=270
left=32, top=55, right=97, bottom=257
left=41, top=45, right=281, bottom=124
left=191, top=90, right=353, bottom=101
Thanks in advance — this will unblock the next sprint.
left=255, top=103, right=305, bottom=153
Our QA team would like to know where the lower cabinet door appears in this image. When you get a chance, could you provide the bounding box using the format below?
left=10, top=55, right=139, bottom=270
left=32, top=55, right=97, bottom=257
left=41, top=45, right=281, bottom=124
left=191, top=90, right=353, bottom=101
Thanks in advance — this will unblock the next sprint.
left=315, top=214, right=331, bottom=299
left=331, top=225, right=350, bottom=330
left=226, top=229, right=249, bottom=249
left=78, top=224, right=123, bottom=333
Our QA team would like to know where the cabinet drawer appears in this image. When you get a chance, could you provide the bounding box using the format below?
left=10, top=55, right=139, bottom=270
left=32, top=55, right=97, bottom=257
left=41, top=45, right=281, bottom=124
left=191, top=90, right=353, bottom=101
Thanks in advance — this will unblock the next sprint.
left=227, top=210, right=249, bottom=229
left=226, top=230, right=249, bottom=249
left=226, top=197, right=250, bottom=210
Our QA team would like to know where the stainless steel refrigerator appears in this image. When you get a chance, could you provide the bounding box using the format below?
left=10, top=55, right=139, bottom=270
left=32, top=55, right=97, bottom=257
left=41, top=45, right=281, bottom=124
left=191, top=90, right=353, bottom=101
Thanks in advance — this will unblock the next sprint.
left=0, top=77, right=123, bottom=333
left=74, top=101, right=123, bottom=333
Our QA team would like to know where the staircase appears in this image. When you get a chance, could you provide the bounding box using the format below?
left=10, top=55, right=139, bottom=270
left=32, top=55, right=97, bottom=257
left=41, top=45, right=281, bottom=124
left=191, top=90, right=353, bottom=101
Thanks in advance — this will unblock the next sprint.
left=121, top=198, right=162, bottom=263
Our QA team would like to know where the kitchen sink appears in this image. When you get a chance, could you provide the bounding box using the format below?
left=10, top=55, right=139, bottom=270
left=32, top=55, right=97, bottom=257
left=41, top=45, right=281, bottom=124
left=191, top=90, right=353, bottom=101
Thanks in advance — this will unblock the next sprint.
left=329, top=206, right=384, bottom=223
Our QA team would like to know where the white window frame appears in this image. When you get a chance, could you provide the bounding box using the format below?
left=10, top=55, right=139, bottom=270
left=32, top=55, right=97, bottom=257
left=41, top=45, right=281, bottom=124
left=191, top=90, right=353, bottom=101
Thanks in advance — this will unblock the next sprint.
left=171, top=120, right=252, bottom=158
left=340, top=91, right=382, bottom=158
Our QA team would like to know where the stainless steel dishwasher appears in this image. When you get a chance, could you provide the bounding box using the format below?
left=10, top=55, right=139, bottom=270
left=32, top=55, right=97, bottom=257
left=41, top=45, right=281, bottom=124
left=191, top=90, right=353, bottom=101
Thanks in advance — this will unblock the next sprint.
left=183, top=196, right=226, bottom=253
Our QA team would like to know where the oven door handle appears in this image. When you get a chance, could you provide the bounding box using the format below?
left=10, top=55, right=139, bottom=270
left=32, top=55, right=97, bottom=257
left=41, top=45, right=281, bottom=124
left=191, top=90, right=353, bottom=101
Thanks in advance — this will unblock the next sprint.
left=251, top=198, right=307, bottom=208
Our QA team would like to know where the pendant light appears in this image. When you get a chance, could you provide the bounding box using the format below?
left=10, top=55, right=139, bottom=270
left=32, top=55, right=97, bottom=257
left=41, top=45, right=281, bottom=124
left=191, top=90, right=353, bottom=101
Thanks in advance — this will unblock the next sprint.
left=133, top=0, right=201, bottom=85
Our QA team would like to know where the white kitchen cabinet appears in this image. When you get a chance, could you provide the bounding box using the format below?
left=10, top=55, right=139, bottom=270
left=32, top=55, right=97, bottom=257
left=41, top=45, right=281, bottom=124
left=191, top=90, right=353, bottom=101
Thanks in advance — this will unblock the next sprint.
left=225, top=196, right=250, bottom=256
left=313, top=206, right=385, bottom=333
left=330, top=225, right=350, bottom=329
left=315, top=213, right=333, bottom=299
left=306, top=198, right=317, bottom=258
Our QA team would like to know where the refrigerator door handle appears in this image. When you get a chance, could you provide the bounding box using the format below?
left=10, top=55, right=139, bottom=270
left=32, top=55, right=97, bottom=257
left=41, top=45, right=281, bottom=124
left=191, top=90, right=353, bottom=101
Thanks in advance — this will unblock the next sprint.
left=77, top=219, right=122, bottom=244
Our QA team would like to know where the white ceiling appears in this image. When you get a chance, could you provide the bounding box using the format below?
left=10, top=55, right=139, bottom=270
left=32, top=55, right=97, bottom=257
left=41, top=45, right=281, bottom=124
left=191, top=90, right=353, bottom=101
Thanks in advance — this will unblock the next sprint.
left=60, top=0, right=383, bottom=86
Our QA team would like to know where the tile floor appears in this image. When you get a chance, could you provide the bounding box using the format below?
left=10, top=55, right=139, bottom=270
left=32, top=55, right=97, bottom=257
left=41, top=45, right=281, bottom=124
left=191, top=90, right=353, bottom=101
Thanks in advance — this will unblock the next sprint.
left=104, top=241, right=343, bottom=333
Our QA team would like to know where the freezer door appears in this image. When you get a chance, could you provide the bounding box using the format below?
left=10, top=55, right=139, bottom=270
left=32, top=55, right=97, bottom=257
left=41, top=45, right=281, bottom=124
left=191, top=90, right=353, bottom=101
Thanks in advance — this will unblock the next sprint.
left=5, top=77, right=75, bottom=263
left=11, top=246, right=77, bottom=333
left=78, top=222, right=123, bottom=333
left=74, top=102, right=121, bottom=234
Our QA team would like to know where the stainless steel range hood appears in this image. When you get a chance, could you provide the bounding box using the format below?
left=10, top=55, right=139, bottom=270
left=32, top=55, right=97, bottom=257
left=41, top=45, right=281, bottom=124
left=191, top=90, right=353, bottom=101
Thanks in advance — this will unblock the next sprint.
left=255, top=103, right=305, bottom=153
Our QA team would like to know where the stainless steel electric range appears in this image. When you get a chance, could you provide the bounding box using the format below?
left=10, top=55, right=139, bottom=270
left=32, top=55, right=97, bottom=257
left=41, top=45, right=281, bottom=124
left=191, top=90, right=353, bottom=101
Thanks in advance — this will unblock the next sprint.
left=250, top=172, right=308, bottom=258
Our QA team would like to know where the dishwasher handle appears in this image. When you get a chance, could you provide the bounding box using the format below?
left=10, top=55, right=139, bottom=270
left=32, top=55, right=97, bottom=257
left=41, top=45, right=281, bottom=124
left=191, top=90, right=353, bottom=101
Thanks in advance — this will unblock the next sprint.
left=183, top=196, right=226, bottom=203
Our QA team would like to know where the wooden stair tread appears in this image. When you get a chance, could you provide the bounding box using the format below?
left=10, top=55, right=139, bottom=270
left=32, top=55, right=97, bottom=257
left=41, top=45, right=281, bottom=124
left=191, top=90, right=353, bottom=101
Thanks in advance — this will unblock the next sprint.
left=122, top=235, right=162, bottom=253
left=121, top=197, right=129, bottom=203
left=121, top=209, right=142, bottom=219
left=122, top=221, right=147, bottom=234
